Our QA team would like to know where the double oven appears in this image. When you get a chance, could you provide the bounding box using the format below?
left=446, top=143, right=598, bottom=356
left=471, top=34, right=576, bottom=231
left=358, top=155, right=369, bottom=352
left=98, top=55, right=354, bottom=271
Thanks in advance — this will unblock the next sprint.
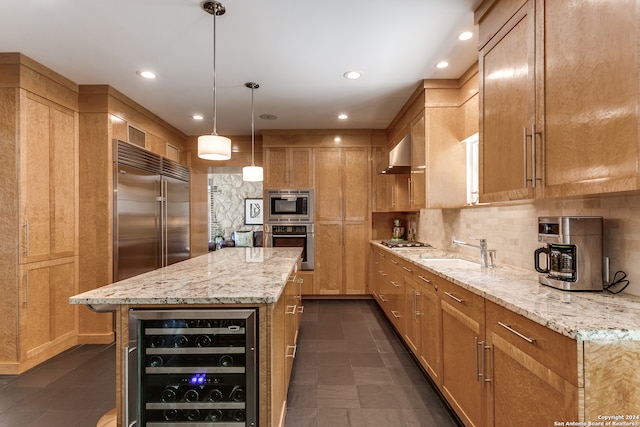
left=263, top=189, right=314, bottom=270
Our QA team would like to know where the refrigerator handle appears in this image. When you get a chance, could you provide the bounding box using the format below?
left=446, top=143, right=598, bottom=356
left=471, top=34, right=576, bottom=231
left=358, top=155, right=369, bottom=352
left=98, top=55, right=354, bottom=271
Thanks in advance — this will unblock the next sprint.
left=162, top=179, right=168, bottom=267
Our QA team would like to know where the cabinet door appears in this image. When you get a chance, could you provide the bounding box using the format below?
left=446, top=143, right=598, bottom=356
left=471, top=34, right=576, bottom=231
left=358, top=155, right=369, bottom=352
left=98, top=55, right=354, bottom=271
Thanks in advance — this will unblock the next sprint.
left=20, top=94, right=77, bottom=263
left=403, top=275, right=422, bottom=354
left=289, top=148, right=314, bottom=188
left=21, top=258, right=77, bottom=359
left=440, top=283, right=486, bottom=427
left=343, top=222, right=367, bottom=295
left=416, top=273, right=442, bottom=385
left=479, top=2, right=536, bottom=202
left=343, top=148, right=369, bottom=221
left=486, top=330, right=578, bottom=427
left=315, top=148, right=342, bottom=221
left=372, top=147, right=391, bottom=212
left=410, top=116, right=426, bottom=210
left=314, top=222, right=343, bottom=294
left=540, top=0, right=639, bottom=197
left=263, top=148, right=288, bottom=188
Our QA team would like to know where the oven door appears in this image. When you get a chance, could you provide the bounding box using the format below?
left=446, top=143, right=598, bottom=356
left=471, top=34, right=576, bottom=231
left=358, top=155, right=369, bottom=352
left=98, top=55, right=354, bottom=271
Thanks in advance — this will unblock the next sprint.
left=268, top=233, right=314, bottom=270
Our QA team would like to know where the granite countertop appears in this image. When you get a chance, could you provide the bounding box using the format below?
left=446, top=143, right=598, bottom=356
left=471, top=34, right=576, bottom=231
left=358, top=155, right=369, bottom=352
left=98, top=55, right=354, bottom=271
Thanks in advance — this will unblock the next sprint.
left=371, top=241, right=640, bottom=341
left=69, top=247, right=303, bottom=306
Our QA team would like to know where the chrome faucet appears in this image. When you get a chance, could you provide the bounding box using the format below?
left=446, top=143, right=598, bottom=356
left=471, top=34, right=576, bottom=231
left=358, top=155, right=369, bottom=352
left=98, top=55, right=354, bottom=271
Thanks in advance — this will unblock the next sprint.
left=452, top=237, right=496, bottom=268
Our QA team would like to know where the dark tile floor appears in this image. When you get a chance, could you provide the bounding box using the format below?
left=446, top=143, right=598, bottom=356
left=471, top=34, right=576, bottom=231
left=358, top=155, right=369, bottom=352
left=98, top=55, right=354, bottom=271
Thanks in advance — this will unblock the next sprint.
left=0, top=343, right=116, bottom=427
left=0, top=300, right=460, bottom=427
left=284, top=299, right=461, bottom=427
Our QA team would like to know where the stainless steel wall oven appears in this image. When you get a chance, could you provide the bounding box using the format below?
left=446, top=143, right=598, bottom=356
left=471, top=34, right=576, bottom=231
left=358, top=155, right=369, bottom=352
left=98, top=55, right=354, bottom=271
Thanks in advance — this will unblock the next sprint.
left=264, top=224, right=314, bottom=270
left=126, top=309, right=257, bottom=426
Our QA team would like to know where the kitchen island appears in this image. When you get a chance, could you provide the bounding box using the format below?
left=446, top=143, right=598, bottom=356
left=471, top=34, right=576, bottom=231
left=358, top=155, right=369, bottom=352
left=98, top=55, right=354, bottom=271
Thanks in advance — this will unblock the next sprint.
left=70, top=247, right=304, bottom=427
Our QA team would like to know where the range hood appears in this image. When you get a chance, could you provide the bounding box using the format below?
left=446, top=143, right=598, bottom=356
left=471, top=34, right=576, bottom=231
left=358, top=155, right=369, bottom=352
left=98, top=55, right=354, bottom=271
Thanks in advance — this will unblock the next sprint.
left=381, top=134, right=411, bottom=174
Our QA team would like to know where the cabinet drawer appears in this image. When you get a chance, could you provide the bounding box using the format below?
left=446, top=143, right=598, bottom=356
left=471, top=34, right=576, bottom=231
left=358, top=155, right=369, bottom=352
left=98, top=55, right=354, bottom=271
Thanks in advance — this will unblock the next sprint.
left=438, top=278, right=485, bottom=321
left=485, top=300, right=577, bottom=385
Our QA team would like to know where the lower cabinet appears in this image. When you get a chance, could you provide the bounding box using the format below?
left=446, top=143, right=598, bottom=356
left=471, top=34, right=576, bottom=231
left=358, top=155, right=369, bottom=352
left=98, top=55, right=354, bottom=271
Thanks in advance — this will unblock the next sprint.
left=484, top=300, right=578, bottom=426
left=439, top=278, right=486, bottom=427
left=369, top=244, right=640, bottom=427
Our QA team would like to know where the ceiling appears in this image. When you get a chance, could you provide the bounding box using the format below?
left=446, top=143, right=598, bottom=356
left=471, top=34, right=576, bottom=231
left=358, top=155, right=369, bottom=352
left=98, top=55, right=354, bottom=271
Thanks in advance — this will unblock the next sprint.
left=0, top=0, right=480, bottom=137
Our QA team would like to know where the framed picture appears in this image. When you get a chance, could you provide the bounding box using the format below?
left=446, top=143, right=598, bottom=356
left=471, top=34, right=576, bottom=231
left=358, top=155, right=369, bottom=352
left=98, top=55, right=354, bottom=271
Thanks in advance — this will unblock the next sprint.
left=244, top=198, right=263, bottom=225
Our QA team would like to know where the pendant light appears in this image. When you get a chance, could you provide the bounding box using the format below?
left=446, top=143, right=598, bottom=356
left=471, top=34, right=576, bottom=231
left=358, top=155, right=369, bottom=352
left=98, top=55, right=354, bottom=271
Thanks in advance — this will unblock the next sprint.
left=242, top=82, right=263, bottom=182
left=198, top=1, right=231, bottom=160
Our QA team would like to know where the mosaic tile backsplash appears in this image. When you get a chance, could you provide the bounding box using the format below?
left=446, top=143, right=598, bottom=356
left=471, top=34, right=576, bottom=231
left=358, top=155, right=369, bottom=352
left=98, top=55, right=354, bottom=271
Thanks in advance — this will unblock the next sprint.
left=419, top=192, right=640, bottom=296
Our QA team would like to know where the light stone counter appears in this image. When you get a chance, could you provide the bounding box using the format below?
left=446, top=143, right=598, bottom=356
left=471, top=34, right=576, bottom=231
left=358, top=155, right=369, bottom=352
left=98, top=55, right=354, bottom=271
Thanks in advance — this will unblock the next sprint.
left=372, top=241, right=640, bottom=341
left=69, top=247, right=303, bottom=306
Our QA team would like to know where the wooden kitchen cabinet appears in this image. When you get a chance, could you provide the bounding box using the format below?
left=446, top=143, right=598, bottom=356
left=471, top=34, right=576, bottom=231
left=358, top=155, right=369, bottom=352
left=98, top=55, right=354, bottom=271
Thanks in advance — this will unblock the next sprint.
left=20, top=92, right=78, bottom=264
left=263, top=147, right=314, bottom=189
left=477, top=0, right=640, bottom=202
left=409, top=115, right=426, bottom=210
left=314, top=147, right=370, bottom=295
left=439, top=278, right=486, bottom=427
left=0, top=57, right=80, bottom=374
left=414, top=270, right=442, bottom=386
left=484, top=300, right=578, bottom=426
left=20, top=258, right=78, bottom=362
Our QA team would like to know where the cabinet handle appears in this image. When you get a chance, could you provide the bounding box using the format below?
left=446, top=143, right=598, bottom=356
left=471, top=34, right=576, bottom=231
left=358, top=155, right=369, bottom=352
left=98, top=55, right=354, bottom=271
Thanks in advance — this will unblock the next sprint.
left=390, top=280, right=400, bottom=288
left=523, top=126, right=529, bottom=188
left=418, top=275, right=430, bottom=283
left=25, top=271, right=29, bottom=306
left=286, top=345, right=297, bottom=359
left=390, top=259, right=399, bottom=265
left=498, top=322, right=536, bottom=343
left=377, top=251, right=386, bottom=257
left=378, top=270, right=388, bottom=277
left=444, top=291, right=464, bottom=303
left=285, top=305, right=297, bottom=315
left=391, top=310, right=401, bottom=319
left=408, top=177, right=412, bottom=204
left=124, top=346, right=137, bottom=427
left=297, top=306, right=304, bottom=314
left=24, top=220, right=29, bottom=257
left=475, top=337, right=481, bottom=382
left=379, top=294, right=388, bottom=302
left=532, top=124, right=542, bottom=187
left=402, top=266, right=413, bottom=272
left=483, top=343, right=492, bottom=385
left=391, top=184, right=395, bottom=208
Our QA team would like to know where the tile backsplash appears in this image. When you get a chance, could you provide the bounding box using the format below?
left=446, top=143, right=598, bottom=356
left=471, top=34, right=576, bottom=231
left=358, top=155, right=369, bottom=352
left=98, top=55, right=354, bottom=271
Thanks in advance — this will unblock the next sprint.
left=419, top=192, right=640, bottom=296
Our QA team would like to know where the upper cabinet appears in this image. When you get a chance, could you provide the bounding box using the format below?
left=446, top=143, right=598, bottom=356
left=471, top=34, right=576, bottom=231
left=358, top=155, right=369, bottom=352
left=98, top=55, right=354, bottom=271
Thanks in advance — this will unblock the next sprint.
left=263, top=147, right=314, bottom=189
left=382, top=68, right=479, bottom=211
left=476, top=0, right=640, bottom=202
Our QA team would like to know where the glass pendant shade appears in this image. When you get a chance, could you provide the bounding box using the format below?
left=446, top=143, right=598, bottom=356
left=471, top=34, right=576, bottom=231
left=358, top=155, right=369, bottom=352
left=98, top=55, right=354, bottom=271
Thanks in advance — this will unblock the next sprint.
left=197, top=134, right=231, bottom=160
left=242, top=165, right=263, bottom=182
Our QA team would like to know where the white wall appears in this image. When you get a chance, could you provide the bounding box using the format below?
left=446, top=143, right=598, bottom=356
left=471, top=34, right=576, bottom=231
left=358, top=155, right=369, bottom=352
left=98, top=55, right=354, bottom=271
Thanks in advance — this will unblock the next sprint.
left=419, top=192, right=640, bottom=296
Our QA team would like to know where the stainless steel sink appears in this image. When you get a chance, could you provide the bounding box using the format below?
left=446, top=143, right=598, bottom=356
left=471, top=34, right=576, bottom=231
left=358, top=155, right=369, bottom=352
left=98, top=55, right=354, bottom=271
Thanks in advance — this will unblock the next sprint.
left=419, top=258, right=482, bottom=269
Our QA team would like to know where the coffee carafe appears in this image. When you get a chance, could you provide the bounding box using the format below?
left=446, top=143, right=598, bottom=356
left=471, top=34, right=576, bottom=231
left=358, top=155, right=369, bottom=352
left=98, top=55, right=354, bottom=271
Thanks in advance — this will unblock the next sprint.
left=534, top=216, right=603, bottom=291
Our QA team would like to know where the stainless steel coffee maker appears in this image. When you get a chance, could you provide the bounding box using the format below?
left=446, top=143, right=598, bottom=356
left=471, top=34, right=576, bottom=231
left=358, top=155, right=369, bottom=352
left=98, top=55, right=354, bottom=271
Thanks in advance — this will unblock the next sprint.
left=534, top=216, right=603, bottom=291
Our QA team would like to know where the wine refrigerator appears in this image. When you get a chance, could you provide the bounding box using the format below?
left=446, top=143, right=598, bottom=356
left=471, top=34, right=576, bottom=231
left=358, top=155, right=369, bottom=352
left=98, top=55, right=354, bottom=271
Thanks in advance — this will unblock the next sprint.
left=126, top=309, right=257, bottom=426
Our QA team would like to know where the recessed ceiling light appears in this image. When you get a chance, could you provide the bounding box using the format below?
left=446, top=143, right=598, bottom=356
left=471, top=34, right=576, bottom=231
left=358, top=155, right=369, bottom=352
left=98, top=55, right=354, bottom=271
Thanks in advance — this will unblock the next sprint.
left=343, top=71, right=361, bottom=80
left=436, top=61, right=449, bottom=69
left=338, top=114, right=349, bottom=120
left=193, top=114, right=204, bottom=120
left=334, top=136, right=342, bottom=143
left=458, top=31, right=473, bottom=41
left=137, top=70, right=157, bottom=79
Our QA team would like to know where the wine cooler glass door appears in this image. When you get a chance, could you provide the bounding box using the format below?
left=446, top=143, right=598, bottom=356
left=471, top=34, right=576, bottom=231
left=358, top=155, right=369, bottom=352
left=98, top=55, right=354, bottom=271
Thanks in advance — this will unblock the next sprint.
left=128, top=309, right=257, bottom=426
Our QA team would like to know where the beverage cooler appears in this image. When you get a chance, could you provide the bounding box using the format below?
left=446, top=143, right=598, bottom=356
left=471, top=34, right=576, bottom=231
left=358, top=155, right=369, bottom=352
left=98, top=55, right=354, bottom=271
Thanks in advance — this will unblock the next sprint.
left=126, top=309, right=257, bottom=426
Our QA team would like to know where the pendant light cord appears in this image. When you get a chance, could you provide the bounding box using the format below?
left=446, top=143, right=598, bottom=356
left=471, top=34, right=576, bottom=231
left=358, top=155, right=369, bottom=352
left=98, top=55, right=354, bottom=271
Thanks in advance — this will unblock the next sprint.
left=212, top=6, right=218, bottom=136
left=250, top=85, right=255, bottom=166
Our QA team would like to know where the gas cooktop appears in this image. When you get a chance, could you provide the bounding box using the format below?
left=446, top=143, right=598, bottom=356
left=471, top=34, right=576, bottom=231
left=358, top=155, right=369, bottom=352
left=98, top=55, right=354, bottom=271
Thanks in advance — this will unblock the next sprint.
left=381, top=240, right=431, bottom=248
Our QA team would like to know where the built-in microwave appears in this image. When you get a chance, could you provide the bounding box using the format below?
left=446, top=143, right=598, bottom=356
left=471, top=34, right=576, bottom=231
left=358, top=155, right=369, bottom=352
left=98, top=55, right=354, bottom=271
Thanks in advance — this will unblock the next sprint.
left=264, top=189, right=313, bottom=223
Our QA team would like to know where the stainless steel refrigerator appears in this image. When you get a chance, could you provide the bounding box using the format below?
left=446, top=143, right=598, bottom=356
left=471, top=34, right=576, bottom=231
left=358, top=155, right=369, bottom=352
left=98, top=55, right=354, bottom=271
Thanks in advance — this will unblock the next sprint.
left=113, top=140, right=190, bottom=281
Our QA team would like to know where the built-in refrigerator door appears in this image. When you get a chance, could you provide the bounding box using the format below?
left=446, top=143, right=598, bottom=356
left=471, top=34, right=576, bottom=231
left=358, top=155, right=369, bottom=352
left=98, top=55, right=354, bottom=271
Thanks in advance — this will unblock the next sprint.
left=162, top=176, right=190, bottom=266
left=115, top=164, right=162, bottom=281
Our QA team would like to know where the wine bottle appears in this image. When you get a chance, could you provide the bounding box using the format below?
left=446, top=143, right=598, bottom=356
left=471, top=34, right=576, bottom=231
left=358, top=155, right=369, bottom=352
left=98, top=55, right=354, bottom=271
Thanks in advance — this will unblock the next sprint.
left=147, top=355, right=163, bottom=368
left=232, top=409, right=246, bottom=422
left=183, top=387, right=200, bottom=402
left=206, top=409, right=223, bottom=422
left=230, top=385, right=245, bottom=402
left=219, top=355, right=234, bottom=367
left=173, top=335, right=189, bottom=348
left=160, top=385, right=179, bottom=402
left=195, top=334, right=212, bottom=347
left=149, top=335, right=165, bottom=348
left=206, top=388, right=223, bottom=402
left=184, top=409, right=201, bottom=421
left=162, top=409, right=178, bottom=421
